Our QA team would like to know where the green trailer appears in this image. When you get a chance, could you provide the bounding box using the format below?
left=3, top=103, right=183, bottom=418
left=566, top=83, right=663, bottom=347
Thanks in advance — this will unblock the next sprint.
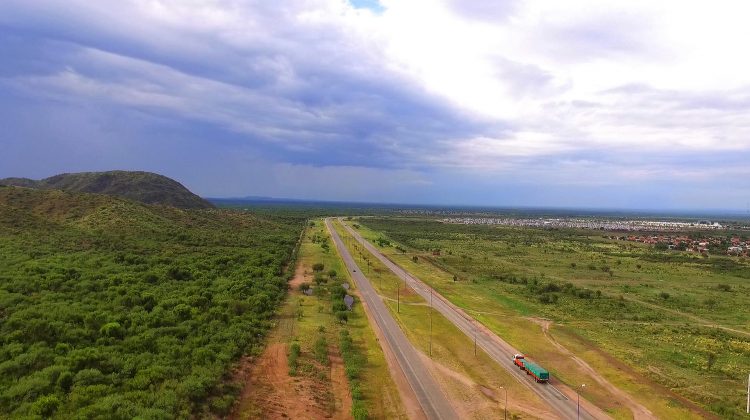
left=522, top=360, right=549, bottom=383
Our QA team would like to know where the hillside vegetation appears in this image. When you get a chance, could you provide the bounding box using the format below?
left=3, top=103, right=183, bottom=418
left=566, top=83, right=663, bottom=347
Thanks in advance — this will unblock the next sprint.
left=0, top=186, right=304, bottom=418
left=0, top=171, right=214, bottom=209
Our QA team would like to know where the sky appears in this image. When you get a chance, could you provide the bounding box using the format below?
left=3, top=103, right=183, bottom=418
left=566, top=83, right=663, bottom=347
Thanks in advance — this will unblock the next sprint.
left=1, top=0, right=749, bottom=210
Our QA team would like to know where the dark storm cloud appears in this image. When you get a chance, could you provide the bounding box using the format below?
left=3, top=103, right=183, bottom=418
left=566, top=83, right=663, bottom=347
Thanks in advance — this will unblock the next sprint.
left=0, top=0, right=498, bottom=171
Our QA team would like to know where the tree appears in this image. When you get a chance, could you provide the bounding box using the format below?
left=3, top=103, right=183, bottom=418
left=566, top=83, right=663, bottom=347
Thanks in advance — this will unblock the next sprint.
left=336, top=311, right=349, bottom=323
left=312, top=263, right=325, bottom=272
left=412, top=256, right=418, bottom=263
left=100, top=322, right=124, bottom=339
left=314, top=274, right=326, bottom=286
left=328, top=269, right=337, bottom=279
left=31, top=395, right=60, bottom=417
left=658, top=292, right=670, bottom=300
left=706, top=352, right=716, bottom=371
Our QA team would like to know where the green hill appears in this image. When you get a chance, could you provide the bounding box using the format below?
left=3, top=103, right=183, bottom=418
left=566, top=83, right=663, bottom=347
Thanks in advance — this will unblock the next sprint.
left=0, top=171, right=214, bottom=209
left=0, top=186, right=304, bottom=418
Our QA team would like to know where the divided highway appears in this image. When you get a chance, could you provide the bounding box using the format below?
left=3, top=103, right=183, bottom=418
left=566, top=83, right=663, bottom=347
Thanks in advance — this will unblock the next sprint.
left=325, top=218, right=458, bottom=420
left=340, top=219, right=603, bottom=420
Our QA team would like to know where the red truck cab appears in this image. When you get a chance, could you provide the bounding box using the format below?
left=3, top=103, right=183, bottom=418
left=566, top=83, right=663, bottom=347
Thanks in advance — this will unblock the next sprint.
left=513, top=354, right=526, bottom=369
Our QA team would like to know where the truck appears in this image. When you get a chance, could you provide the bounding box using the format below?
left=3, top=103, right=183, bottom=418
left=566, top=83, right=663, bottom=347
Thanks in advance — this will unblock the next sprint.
left=512, top=354, right=550, bottom=383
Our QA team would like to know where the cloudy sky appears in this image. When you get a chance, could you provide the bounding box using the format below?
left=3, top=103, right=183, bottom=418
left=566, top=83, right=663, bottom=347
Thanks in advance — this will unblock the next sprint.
left=1, top=0, right=749, bottom=210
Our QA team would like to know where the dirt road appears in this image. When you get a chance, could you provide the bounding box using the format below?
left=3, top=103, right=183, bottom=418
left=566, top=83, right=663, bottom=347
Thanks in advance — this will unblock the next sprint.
left=326, top=218, right=458, bottom=420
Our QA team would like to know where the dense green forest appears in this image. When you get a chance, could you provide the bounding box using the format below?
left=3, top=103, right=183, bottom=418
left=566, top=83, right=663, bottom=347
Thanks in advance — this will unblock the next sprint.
left=0, top=186, right=304, bottom=418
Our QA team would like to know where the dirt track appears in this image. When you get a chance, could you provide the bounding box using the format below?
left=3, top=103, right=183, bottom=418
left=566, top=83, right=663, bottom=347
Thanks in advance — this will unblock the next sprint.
left=230, top=265, right=351, bottom=420
left=528, top=318, right=655, bottom=420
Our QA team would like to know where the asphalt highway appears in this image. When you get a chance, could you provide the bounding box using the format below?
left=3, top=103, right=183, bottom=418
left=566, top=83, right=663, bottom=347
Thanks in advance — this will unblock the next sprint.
left=340, top=220, right=602, bottom=420
left=325, top=218, right=458, bottom=420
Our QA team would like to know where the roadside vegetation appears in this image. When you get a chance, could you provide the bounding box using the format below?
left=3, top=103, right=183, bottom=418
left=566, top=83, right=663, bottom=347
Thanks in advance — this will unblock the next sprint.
left=353, top=217, right=750, bottom=418
left=234, top=219, right=407, bottom=419
left=333, top=220, right=553, bottom=419
left=0, top=186, right=304, bottom=418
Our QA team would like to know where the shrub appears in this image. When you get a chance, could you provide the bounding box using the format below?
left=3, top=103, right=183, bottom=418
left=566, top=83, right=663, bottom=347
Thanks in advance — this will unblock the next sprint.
left=99, top=322, right=124, bottom=339
left=166, top=266, right=192, bottom=281
left=336, top=311, right=349, bottom=323
left=352, top=399, right=369, bottom=420
left=539, top=294, right=558, bottom=304
left=288, top=342, right=301, bottom=375
left=31, top=395, right=60, bottom=417
left=314, top=336, right=328, bottom=365
left=312, top=263, right=325, bottom=272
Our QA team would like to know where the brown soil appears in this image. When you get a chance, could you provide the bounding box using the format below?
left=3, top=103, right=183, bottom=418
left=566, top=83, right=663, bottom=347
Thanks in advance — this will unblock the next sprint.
left=329, top=346, right=352, bottom=419
left=419, top=352, right=558, bottom=420
left=230, top=263, right=347, bottom=420
left=230, top=343, right=332, bottom=420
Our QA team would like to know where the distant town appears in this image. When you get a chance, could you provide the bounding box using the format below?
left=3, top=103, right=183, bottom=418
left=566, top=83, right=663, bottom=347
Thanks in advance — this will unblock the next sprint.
left=443, top=217, right=750, bottom=256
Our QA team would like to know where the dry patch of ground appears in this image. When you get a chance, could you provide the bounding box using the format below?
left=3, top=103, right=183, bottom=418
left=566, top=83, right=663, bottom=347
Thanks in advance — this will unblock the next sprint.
left=329, top=346, right=352, bottom=419
left=230, top=265, right=345, bottom=420
left=529, top=318, right=653, bottom=419
left=419, top=352, right=557, bottom=419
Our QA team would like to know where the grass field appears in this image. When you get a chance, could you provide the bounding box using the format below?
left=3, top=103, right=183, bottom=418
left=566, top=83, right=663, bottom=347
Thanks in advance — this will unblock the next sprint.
left=350, top=217, right=750, bottom=419
left=332, top=220, right=555, bottom=419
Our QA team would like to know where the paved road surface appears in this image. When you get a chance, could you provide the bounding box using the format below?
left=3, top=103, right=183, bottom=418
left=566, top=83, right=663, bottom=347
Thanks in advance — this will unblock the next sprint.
left=340, top=220, right=603, bottom=420
left=325, top=218, right=458, bottom=420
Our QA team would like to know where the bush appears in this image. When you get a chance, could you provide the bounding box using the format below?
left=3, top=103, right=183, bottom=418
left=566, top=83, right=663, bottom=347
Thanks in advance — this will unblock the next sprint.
left=166, top=266, right=192, bottom=281
left=312, top=263, right=325, bottom=272
left=57, top=371, right=74, bottom=392
left=336, top=311, right=349, bottom=323
left=314, top=336, right=328, bottom=365
left=31, top=395, right=60, bottom=417
left=539, top=293, right=558, bottom=304
left=288, top=342, right=301, bottom=375
left=352, top=399, right=369, bottom=420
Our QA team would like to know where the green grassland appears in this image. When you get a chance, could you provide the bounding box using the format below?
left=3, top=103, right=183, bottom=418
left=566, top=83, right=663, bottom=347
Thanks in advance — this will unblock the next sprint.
left=0, top=186, right=304, bottom=418
left=278, top=219, right=407, bottom=419
left=332, top=220, right=553, bottom=419
left=352, top=217, right=750, bottom=419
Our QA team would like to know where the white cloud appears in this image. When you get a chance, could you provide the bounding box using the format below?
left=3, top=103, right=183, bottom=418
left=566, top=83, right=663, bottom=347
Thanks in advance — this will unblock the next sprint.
left=2, top=0, right=750, bottom=207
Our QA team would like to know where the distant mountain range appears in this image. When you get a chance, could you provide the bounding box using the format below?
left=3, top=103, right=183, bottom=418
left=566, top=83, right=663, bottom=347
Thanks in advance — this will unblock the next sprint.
left=0, top=171, right=213, bottom=209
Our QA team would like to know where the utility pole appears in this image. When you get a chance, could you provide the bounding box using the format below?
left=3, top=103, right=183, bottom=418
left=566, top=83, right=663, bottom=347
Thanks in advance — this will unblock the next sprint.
left=577, top=384, right=586, bottom=420
left=746, top=373, right=749, bottom=414
left=498, top=386, right=507, bottom=420
left=397, top=283, right=400, bottom=313
left=429, top=288, right=433, bottom=357
left=474, top=327, right=477, bottom=356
